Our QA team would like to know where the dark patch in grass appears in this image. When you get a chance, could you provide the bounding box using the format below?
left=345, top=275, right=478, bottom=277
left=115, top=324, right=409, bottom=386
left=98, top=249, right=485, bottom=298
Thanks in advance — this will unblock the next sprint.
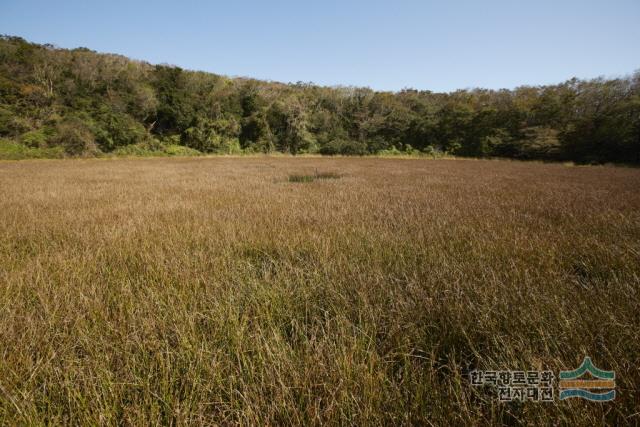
left=315, top=171, right=341, bottom=180
left=288, top=170, right=342, bottom=183
left=288, top=174, right=315, bottom=183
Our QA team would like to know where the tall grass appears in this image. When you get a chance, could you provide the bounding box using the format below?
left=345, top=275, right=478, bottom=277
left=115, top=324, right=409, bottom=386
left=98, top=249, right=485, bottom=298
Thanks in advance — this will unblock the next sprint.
left=0, top=157, right=638, bottom=425
left=288, top=170, right=341, bottom=183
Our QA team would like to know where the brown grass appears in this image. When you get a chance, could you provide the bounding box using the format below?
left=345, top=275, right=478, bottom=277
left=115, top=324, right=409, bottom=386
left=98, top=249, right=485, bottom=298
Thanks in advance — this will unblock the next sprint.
left=0, top=157, right=639, bottom=425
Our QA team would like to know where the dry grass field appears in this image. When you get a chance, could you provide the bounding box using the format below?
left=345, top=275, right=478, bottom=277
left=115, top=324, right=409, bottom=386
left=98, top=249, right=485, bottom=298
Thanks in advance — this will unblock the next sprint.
left=0, top=157, right=639, bottom=425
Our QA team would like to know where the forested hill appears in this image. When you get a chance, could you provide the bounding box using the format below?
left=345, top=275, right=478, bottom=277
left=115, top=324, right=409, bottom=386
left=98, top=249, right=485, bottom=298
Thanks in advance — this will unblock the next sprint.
left=1, top=35, right=639, bottom=162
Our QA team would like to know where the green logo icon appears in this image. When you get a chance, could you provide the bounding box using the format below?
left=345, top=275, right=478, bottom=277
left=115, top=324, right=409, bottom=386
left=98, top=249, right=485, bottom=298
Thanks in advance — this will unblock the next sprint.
left=559, top=357, right=615, bottom=401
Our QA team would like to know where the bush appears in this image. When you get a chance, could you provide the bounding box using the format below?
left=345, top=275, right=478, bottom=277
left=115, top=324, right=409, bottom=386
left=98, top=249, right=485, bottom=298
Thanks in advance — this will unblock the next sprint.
left=0, top=138, right=65, bottom=160
left=422, top=145, right=444, bottom=157
left=378, top=144, right=432, bottom=157
left=94, top=110, right=147, bottom=152
left=0, top=106, right=15, bottom=136
left=0, top=106, right=31, bottom=137
left=182, top=117, right=241, bottom=153
left=19, top=128, right=52, bottom=148
left=445, top=139, right=462, bottom=155
left=367, top=136, right=392, bottom=153
left=319, top=139, right=368, bottom=155
left=53, top=118, right=99, bottom=156
left=112, top=143, right=164, bottom=157
left=377, top=146, right=403, bottom=156
left=164, top=144, right=201, bottom=156
left=112, top=142, right=202, bottom=157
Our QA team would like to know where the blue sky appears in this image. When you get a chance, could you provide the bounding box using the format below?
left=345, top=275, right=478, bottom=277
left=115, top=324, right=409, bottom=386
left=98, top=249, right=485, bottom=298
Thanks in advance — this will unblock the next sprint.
left=1, top=0, right=639, bottom=92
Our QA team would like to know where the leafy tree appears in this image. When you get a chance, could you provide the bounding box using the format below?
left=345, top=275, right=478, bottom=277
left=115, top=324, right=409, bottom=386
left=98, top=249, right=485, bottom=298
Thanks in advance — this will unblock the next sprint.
left=94, top=108, right=147, bottom=151
left=519, top=126, right=561, bottom=159
left=0, top=36, right=638, bottom=163
left=182, top=116, right=240, bottom=153
left=152, top=65, right=194, bottom=134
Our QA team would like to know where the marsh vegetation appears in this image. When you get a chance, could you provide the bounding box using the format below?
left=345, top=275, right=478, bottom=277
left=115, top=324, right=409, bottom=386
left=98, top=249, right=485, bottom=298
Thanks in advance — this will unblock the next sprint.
left=0, top=157, right=638, bottom=424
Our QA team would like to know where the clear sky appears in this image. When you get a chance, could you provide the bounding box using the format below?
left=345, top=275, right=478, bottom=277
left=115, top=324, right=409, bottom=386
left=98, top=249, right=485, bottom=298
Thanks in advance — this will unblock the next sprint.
left=1, top=0, right=639, bottom=92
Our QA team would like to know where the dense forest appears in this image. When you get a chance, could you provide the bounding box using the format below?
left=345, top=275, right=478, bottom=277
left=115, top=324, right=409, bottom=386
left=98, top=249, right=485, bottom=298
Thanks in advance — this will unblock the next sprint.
left=1, top=35, right=639, bottom=162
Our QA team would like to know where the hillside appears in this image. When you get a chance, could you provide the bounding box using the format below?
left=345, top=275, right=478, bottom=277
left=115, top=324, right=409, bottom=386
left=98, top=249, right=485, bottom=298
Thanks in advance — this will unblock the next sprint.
left=1, top=35, right=639, bottom=162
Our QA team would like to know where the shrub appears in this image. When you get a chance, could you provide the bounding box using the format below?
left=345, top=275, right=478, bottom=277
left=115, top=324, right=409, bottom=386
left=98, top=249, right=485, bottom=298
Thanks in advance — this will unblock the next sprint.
left=94, top=110, right=147, bottom=152
left=112, top=143, right=164, bottom=157
left=445, top=139, right=462, bottom=155
left=367, top=136, right=392, bottom=153
left=218, top=138, right=244, bottom=154
left=164, top=144, right=201, bottom=156
left=0, top=138, right=65, bottom=159
left=377, top=146, right=403, bottom=156
left=112, top=142, right=202, bottom=157
left=53, top=118, right=99, bottom=156
left=422, top=145, right=444, bottom=157
left=19, top=128, right=52, bottom=148
left=183, top=117, right=241, bottom=153
left=319, top=139, right=368, bottom=155
left=0, top=106, right=15, bottom=136
left=0, top=107, right=31, bottom=137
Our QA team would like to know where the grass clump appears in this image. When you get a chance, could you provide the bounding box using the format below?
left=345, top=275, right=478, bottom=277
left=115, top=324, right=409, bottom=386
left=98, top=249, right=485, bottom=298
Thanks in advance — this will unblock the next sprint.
left=288, top=174, right=315, bottom=182
left=315, top=171, right=341, bottom=179
left=288, top=170, right=342, bottom=182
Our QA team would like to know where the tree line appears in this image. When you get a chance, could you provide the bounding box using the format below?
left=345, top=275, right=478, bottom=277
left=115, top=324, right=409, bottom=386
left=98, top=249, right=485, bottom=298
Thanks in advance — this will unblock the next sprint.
left=1, top=35, right=639, bottom=162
